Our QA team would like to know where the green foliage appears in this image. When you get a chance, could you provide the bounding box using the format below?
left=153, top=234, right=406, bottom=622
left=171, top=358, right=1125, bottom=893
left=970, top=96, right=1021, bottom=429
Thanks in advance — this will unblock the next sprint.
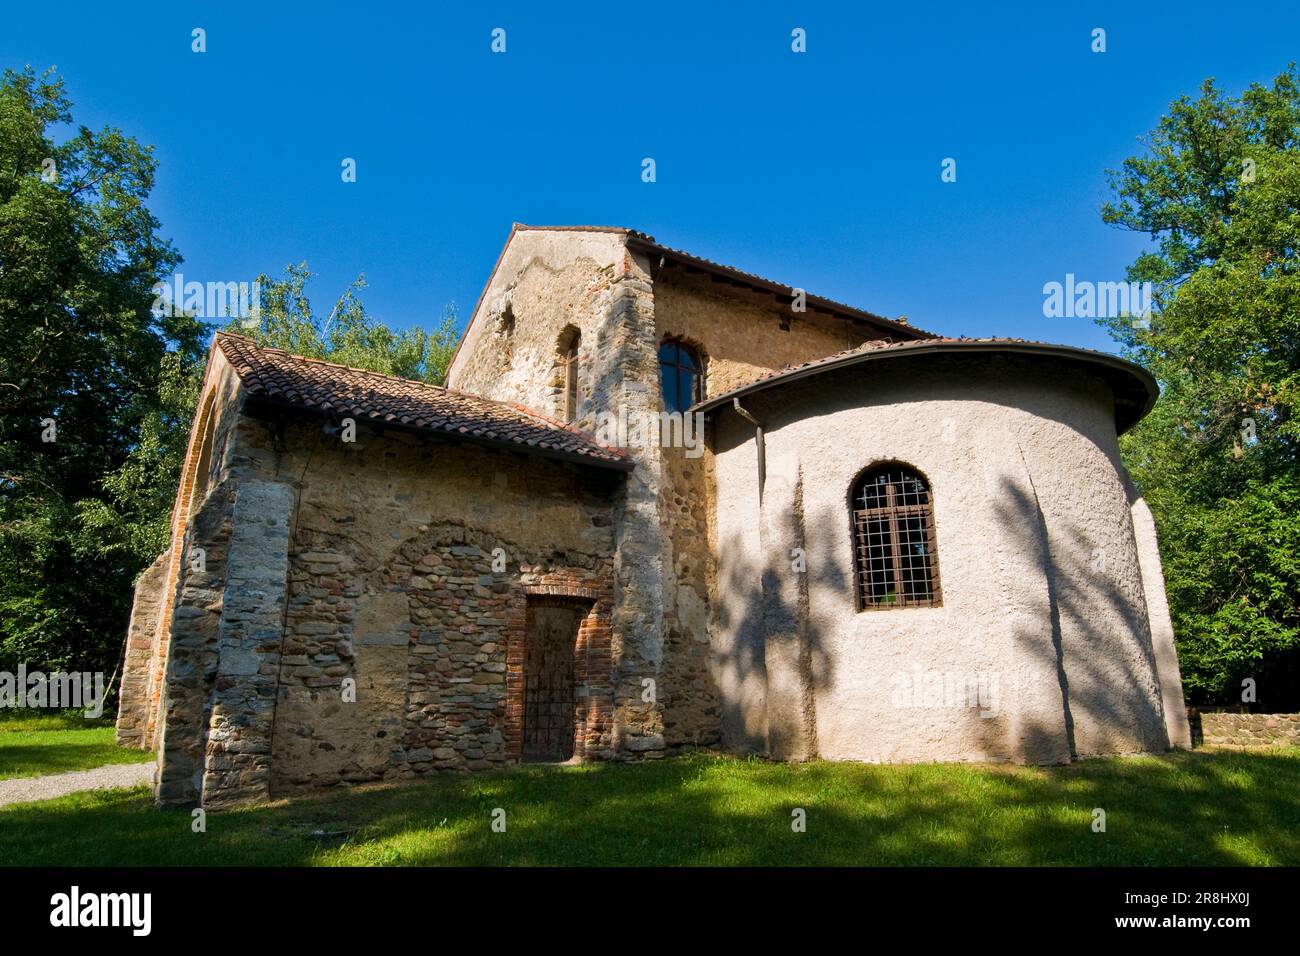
left=1102, top=65, right=1300, bottom=707
left=0, top=67, right=208, bottom=679
left=236, top=262, right=460, bottom=386
left=0, top=69, right=463, bottom=688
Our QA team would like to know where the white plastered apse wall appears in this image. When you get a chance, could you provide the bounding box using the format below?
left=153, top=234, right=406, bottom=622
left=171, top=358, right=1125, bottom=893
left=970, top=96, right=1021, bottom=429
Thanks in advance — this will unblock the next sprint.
left=711, top=356, right=1180, bottom=764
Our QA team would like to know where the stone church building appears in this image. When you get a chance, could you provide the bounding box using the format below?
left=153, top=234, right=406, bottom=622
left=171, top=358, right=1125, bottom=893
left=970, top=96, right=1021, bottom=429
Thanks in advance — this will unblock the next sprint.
left=116, top=224, right=1192, bottom=807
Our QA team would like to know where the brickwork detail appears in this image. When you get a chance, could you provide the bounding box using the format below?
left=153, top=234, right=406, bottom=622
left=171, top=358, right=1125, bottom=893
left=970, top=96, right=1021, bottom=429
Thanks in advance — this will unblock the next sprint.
left=503, top=572, right=615, bottom=761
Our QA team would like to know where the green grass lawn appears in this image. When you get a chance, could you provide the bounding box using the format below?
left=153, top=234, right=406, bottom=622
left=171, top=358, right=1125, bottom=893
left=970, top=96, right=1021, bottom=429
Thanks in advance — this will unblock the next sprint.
left=1, top=748, right=1297, bottom=866
left=0, top=710, right=155, bottom=780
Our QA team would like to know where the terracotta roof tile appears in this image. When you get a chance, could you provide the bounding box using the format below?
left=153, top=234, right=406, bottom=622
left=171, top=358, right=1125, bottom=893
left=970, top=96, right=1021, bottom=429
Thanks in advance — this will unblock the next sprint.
left=216, top=333, right=632, bottom=471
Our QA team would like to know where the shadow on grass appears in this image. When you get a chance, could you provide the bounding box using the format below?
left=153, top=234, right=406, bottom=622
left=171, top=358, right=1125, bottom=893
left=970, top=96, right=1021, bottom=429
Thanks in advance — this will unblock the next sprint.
left=0, top=727, right=155, bottom=780
left=0, top=750, right=1297, bottom=866
left=0, top=710, right=114, bottom=731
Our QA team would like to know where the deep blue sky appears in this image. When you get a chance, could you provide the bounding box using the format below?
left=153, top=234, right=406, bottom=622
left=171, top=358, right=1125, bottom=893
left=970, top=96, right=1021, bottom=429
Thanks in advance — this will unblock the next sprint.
left=5, top=2, right=1296, bottom=351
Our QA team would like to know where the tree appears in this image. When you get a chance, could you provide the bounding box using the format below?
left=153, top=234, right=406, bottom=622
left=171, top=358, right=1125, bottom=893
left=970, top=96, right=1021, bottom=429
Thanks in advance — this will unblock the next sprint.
left=233, top=262, right=461, bottom=385
left=0, top=67, right=208, bottom=681
left=1102, top=65, right=1300, bottom=708
left=0, top=68, right=463, bottom=698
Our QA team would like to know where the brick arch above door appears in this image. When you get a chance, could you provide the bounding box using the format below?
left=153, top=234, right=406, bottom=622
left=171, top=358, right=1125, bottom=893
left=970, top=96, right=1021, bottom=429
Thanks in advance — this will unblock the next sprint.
left=504, top=569, right=616, bottom=762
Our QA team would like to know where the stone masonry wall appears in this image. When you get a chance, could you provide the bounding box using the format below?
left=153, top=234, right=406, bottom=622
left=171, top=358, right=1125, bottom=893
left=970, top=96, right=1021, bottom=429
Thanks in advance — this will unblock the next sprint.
left=1192, top=711, right=1300, bottom=748
left=449, top=229, right=669, bottom=757
left=154, top=481, right=235, bottom=805
left=118, top=344, right=244, bottom=753
left=200, top=480, right=294, bottom=806
left=651, top=269, right=885, bottom=400
left=231, top=410, right=620, bottom=799
left=657, top=442, right=722, bottom=750
left=600, top=248, right=669, bottom=755
left=450, top=228, right=627, bottom=430
left=115, top=552, right=168, bottom=748
left=270, top=521, right=615, bottom=794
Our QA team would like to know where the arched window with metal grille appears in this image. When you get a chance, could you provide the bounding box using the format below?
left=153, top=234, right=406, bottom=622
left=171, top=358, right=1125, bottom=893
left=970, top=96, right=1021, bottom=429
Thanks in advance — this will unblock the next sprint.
left=850, top=464, right=942, bottom=610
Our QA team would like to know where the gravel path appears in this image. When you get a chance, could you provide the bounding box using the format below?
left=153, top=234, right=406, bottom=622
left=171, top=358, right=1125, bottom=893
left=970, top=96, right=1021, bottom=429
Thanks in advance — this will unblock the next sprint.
left=0, top=760, right=155, bottom=808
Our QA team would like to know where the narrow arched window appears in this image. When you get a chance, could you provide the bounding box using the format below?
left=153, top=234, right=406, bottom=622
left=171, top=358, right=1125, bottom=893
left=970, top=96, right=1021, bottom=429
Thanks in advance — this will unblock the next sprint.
left=659, top=340, right=703, bottom=413
left=851, top=465, right=941, bottom=610
left=562, top=331, right=580, bottom=422
left=190, top=397, right=218, bottom=508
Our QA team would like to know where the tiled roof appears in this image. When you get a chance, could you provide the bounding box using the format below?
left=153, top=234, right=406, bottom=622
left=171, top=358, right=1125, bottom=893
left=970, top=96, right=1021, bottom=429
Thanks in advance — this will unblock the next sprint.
left=215, top=333, right=633, bottom=471
left=620, top=231, right=935, bottom=340
left=693, top=336, right=1159, bottom=435
left=447, top=223, right=935, bottom=381
left=519, top=225, right=935, bottom=339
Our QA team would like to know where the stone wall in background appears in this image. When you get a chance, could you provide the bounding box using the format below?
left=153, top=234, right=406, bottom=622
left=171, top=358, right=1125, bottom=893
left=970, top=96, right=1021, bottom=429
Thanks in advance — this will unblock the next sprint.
left=114, top=552, right=169, bottom=749
left=1191, top=710, right=1300, bottom=748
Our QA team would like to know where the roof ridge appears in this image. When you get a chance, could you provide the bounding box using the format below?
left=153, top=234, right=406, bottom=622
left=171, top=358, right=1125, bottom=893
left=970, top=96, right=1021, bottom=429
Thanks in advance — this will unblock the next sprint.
left=514, top=223, right=658, bottom=243
left=511, top=226, right=931, bottom=337
left=216, top=331, right=585, bottom=419
left=217, top=330, right=465, bottom=395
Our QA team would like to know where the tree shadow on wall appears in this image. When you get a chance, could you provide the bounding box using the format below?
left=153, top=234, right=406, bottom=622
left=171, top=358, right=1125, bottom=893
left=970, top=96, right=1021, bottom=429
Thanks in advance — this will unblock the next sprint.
left=705, top=446, right=1175, bottom=769
left=985, top=475, right=1171, bottom=764
left=709, top=505, right=848, bottom=757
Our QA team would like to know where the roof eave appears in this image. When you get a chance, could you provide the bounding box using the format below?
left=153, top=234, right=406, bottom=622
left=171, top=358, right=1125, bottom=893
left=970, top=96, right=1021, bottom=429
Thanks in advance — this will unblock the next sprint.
left=240, top=392, right=635, bottom=473
left=694, top=340, right=1158, bottom=436
left=449, top=225, right=937, bottom=385
left=624, top=234, right=934, bottom=341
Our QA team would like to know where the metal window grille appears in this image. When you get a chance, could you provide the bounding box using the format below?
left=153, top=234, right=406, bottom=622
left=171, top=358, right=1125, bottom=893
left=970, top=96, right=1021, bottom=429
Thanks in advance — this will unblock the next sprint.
left=852, top=466, right=942, bottom=610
